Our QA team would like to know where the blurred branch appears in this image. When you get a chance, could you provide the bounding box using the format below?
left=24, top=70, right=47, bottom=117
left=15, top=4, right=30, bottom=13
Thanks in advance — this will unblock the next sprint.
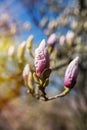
left=40, top=87, right=70, bottom=101
left=52, top=58, right=70, bottom=71
left=79, top=0, right=87, bottom=11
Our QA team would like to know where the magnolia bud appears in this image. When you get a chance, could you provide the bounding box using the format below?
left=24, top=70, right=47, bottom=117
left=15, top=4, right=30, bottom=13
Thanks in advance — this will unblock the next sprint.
left=34, top=39, right=50, bottom=77
left=27, top=71, right=34, bottom=93
left=66, top=31, right=75, bottom=46
left=8, top=45, right=15, bottom=58
left=70, top=21, right=78, bottom=30
left=26, top=35, right=34, bottom=50
left=17, top=41, right=26, bottom=62
left=22, top=64, right=30, bottom=85
left=59, top=35, right=66, bottom=46
left=22, top=64, right=34, bottom=94
left=39, top=17, right=48, bottom=28
left=47, top=33, right=57, bottom=47
left=64, top=57, right=79, bottom=88
left=48, top=20, right=57, bottom=30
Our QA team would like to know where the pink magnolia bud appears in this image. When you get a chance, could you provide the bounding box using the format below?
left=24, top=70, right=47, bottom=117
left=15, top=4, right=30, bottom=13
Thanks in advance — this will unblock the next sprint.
left=34, top=39, right=50, bottom=77
left=64, top=57, right=79, bottom=88
left=47, top=33, right=57, bottom=47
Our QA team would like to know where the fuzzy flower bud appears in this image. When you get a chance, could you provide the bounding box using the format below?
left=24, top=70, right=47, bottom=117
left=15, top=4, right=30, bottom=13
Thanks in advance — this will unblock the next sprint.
left=23, top=64, right=34, bottom=93
left=66, top=31, right=75, bottom=46
left=17, top=41, right=26, bottom=62
left=8, top=45, right=15, bottom=58
left=64, top=57, right=79, bottom=88
left=47, top=33, right=57, bottom=47
left=59, top=35, right=66, bottom=46
left=22, top=64, right=30, bottom=85
left=26, top=35, right=34, bottom=50
left=34, top=39, right=50, bottom=77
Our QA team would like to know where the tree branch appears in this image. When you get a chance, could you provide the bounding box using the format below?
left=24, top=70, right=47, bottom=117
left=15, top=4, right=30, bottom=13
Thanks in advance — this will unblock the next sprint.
left=51, top=58, right=70, bottom=71
left=40, top=87, right=71, bottom=101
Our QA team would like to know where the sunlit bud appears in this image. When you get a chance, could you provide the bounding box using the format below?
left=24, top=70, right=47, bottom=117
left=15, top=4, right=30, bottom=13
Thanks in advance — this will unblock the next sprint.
left=66, top=31, right=75, bottom=46
left=39, top=17, right=48, bottom=28
left=22, top=64, right=30, bottom=85
left=47, top=33, right=57, bottom=47
left=26, top=35, right=34, bottom=50
left=27, top=71, right=34, bottom=93
left=23, top=64, right=34, bottom=94
left=26, top=35, right=34, bottom=58
left=70, top=20, right=78, bottom=30
left=48, top=20, right=57, bottom=30
left=34, top=39, right=50, bottom=77
left=61, top=18, right=68, bottom=26
left=64, top=57, right=79, bottom=88
left=8, top=45, right=15, bottom=58
left=59, top=35, right=66, bottom=46
left=17, top=41, right=26, bottom=62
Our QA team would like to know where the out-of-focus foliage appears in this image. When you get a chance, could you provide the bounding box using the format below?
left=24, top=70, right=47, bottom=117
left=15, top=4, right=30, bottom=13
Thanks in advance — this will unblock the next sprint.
left=0, top=0, right=87, bottom=130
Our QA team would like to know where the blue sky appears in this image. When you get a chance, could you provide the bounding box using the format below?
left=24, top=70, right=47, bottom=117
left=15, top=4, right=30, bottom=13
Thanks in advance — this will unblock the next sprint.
left=0, top=0, right=46, bottom=44
left=0, top=0, right=77, bottom=44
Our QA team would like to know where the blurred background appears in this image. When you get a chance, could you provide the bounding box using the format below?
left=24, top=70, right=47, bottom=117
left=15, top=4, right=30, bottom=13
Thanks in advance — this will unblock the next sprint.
left=0, top=0, right=87, bottom=130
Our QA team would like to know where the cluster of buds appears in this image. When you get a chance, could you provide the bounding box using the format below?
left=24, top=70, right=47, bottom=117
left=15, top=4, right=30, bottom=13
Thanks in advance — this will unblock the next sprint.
left=23, top=39, right=51, bottom=100
left=47, top=33, right=57, bottom=53
left=7, top=34, right=34, bottom=73
left=59, top=31, right=75, bottom=46
left=22, top=36, right=79, bottom=101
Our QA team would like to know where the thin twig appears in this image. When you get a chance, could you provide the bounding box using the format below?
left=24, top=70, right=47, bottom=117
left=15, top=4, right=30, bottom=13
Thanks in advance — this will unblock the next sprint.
left=52, top=59, right=70, bottom=71
left=40, top=87, right=71, bottom=101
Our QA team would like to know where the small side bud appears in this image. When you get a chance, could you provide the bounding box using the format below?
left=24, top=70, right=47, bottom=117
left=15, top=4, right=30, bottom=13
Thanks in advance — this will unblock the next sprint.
left=66, top=31, right=75, bottom=46
left=59, top=35, right=66, bottom=46
left=22, top=64, right=30, bottom=85
left=26, top=35, right=34, bottom=58
left=22, top=64, right=34, bottom=94
left=26, top=35, right=34, bottom=50
left=47, top=33, right=57, bottom=47
left=17, top=41, right=26, bottom=63
left=47, top=33, right=57, bottom=53
left=27, top=71, right=34, bottom=94
left=8, top=45, right=15, bottom=59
